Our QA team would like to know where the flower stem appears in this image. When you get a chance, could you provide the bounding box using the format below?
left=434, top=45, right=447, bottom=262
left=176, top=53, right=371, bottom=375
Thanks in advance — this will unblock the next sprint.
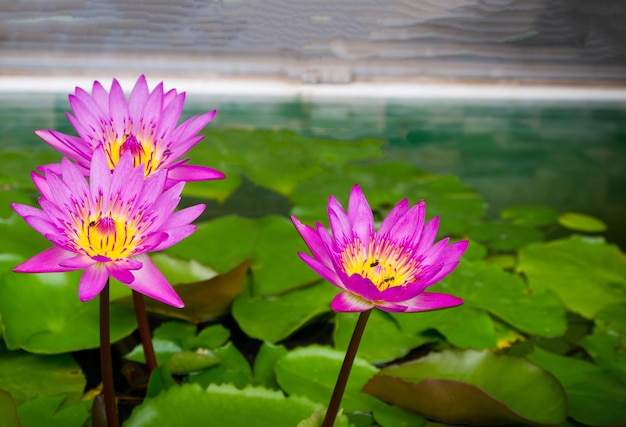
left=322, top=309, right=372, bottom=427
left=100, top=280, right=119, bottom=427
left=132, top=290, right=157, bottom=373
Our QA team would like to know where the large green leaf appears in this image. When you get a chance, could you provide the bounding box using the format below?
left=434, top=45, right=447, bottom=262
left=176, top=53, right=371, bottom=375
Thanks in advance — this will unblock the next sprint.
left=275, top=345, right=380, bottom=414
left=232, top=282, right=335, bottom=343
left=527, top=346, right=626, bottom=425
left=392, top=306, right=498, bottom=350
left=468, top=222, right=544, bottom=252
left=17, top=396, right=90, bottom=427
left=334, top=311, right=429, bottom=364
left=413, top=260, right=567, bottom=338
left=558, top=212, right=607, bottom=232
left=125, top=383, right=350, bottom=427
left=0, top=271, right=136, bottom=353
left=252, top=342, right=288, bottom=389
left=0, top=344, right=85, bottom=405
left=500, top=205, right=560, bottom=226
left=517, top=236, right=626, bottom=318
left=363, top=349, right=567, bottom=425
left=164, top=215, right=320, bottom=296
left=187, top=342, right=252, bottom=389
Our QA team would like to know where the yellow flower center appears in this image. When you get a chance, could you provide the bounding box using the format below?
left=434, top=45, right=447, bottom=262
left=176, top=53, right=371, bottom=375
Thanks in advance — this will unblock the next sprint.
left=340, top=238, right=420, bottom=291
left=102, top=128, right=168, bottom=177
left=73, top=215, right=141, bottom=260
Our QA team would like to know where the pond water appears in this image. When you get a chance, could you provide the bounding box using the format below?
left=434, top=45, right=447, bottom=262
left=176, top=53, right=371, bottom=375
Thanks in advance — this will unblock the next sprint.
left=2, top=91, right=625, bottom=248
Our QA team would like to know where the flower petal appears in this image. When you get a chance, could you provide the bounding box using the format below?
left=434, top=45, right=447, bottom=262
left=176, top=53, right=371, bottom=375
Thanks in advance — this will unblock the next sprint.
left=331, top=292, right=374, bottom=312
left=398, top=292, right=464, bottom=313
left=126, top=254, right=184, bottom=308
left=347, top=185, right=374, bottom=248
left=14, top=246, right=77, bottom=273
left=78, top=263, right=110, bottom=301
left=167, top=164, right=226, bottom=182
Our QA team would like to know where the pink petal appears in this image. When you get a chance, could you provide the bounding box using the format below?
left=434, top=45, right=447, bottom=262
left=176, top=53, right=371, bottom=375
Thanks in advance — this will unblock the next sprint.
left=413, top=216, right=440, bottom=254
left=152, top=225, right=197, bottom=251
left=292, top=216, right=332, bottom=266
left=331, top=292, right=374, bottom=312
left=347, top=185, right=374, bottom=248
left=128, top=76, right=150, bottom=119
left=386, top=201, right=426, bottom=245
left=167, top=204, right=206, bottom=229
left=59, top=254, right=96, bottom=269
left=398, top=292, right=464, bottom=313
left=109, top=78, right=130, bottom=136
left=13, top=246, right=77, bottom=273
left=328, top=196, right=352, bottom=244
left=78, top=263, right=110, bottom=301
left=298, top=253, right=343, bottom=288
left=378, top=198, right=410, bottom=238
left=126, top=254, right=184, bottom=308
left=167, top=164, right=226, bottom=182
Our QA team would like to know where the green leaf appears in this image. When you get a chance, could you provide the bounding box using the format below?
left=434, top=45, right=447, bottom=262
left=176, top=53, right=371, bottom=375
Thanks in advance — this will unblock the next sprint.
left=165, top=216, right=320, bottom=296
left=517, top=236, right=626, bottom=318
left=334, top=311, right=429, bottom=363
left=187, top=342, right=252, bottom=389
left=363, top=349, right=567, bottom=425
left=125, top=383, right=348, bottom=427
left=232, top=282, right=335, bottom=343
left=558, top=212, right=607, bottom=232
left=392, top=306, right=498, bottom=350
left=184, top=128, right=384, bottom=200
left=253, top=342, right=289, bottom=389
left=146, top=365, right=177, bottom=399
left=434, top=260, right=567, bottom=337
left=167, top=350, right=221, bottom=375
left=500, top=205, right=559, bottom=226
left=373, top=403, right=428, bottom=427
left=0, top=344, right=85, bottom=405
left=0, top=271, right=136, bottom=353
left=468, top=222, right=544, bottom=251
left=17, top=396, right=90, bottom=427
left=275, top=345, right=380, bottom=413
left=0, top=389, right=22, bottom=427
left=527, top=347, right=626, bottom=425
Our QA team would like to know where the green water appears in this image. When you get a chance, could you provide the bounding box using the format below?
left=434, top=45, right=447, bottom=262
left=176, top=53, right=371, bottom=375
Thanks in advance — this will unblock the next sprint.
left=2, top=92, right=625, bottom=248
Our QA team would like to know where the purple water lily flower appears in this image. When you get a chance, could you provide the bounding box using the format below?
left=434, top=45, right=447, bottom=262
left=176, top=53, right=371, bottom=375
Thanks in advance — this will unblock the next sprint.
left=11, top=148, right=205, bottom=308
left=292, top=185, right=467, bottom=313
left=35, top=75, right=225, bottom=188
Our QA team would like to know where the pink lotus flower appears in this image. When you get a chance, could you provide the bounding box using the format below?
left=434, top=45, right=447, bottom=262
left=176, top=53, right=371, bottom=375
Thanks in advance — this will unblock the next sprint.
left=11, top=148, right=205, bottom=308
left=36, top=75, right=225, bottom=188
left=292, top=185, right=467, bottom=312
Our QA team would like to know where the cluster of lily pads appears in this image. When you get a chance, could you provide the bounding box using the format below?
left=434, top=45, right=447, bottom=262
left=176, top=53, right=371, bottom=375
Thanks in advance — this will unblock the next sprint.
left=1, top=125, right=625, bottom=426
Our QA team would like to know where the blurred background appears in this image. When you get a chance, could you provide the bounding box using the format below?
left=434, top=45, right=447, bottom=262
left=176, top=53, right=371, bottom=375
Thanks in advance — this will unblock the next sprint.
left=1, top=0, right=625, bottom=246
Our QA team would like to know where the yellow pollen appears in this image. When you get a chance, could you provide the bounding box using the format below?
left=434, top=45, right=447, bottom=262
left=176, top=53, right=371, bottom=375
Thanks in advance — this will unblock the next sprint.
left=101, top=128, right=166, bottom=177
left=341, top=238, right=420, bottom=291
left=74, top=215, right=140, bottom=260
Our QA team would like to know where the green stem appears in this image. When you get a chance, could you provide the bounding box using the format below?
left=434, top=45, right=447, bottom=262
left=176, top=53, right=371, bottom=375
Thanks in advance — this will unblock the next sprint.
left=100, top=280, right=119, bottom=427
left=132, top=290, right=157, bottom=373
left=322, top=309, right=372, bottom=427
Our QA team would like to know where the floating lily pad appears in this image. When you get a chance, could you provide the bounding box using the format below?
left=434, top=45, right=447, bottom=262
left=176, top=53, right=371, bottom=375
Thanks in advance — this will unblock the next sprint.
left=125, top=383, right=350, bottom=427
left=253, top=342, right=288, bottom=390
left=468, top=222, right=544, bottom=252
left=232, top=282, right=335, bottom=343
left=517, top=236, right=626, bottom=318
left=527, top=346, right=626, bottom=426
left=500, top=205, right=560, bottom=226
left=275, top=345, right=380, bottom=414
left=363, top=349, right=567, bottom=425
left=558, top=212, right=607, bottom=232
left=187, top=342, right=253, bottom=389
left=0, top=271, right=137, bottom=354
left=17, top=395, right=90, bottom=427
left=0, top=344, right=85, bottom=405
left=334, top=311, right=429, bottom=363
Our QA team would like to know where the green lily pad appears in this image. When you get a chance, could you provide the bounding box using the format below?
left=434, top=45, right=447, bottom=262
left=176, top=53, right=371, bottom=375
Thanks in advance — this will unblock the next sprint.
left=275, top=345, right=380, bottom=413
left=0, top=389, right=21, bottom=427
left=125, top=383, right=350, bottom=427
left=0, top=344, right=85, bottom=405
left=558, top=212, right=607, bottom=232
left=165, top=216, right=320, bottom=296
left=363, top=349, right=567, bottom=425
left=392, top=306, right=498, bottom=350
left=373, top=403, right=428, bottom=427
left=433, top=260, right=567, bottom=337
left=187, top=342, right=252, bottom=389
left=0, top=271, right=137, bottom=353
left=334, top=311, right=429, bottom=363
left=468, top=222, right=544, bottom=252
left=184, top=128, right=384, bottom=200
left=232, top=282, right=335, bottom=343
left=17, top=395, right=90, bottom=427
left=517, top=236, right=626, bottom=318
left=527, top=346, right=626, bottom=426
left=253, top=342, right=289, bottom=389
left=500, top=205, right=560, bottom=226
